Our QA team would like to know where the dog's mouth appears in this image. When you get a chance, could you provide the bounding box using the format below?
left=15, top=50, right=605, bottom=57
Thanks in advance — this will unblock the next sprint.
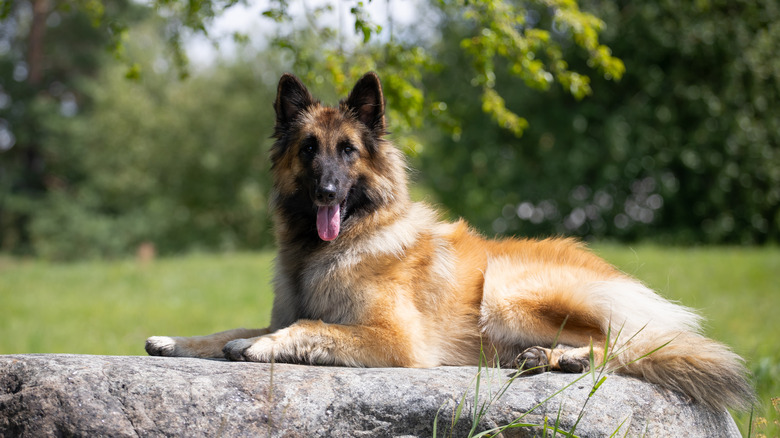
left=315, top=197, right=348, bottom=241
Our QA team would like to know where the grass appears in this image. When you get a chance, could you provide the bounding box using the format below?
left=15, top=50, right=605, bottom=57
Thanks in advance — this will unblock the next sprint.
left=436, top=339, right=619, bottom=437
left=1, top=245, right=778, bottom=435
left=0, top=252, right=275, bottom=355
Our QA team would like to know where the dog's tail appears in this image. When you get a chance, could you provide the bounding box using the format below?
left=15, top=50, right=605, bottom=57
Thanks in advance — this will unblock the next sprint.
left=592, top=280, right=755, bottom=412
left=607, top=330, right=754, bottom=412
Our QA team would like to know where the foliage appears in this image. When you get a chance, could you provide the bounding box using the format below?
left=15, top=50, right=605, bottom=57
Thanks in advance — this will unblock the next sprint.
left=417, top=0, right=780, bottom=244
left=2, top=0, right=778, bottom=257
left=0, top=0, right=147, bottom=254
left=0, top=0, right=624, bottom=258
left=454, top=0, right=624, bottom=136
left=29, top=30, right=280, bottom=259
left=1, top=2, right=284, bottom=258
left=47, top=0, right=623, bottom=140
left=261, top=0, right=622, bottom=139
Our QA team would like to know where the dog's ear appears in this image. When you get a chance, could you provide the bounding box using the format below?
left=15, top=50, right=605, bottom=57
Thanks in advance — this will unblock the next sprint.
left=345, top=72, right=386, bottom=135
left=275, top=73, right=315, bottom=128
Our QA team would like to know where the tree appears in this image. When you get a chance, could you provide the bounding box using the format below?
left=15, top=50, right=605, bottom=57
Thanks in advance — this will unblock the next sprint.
left=0, top=0, right=147, bottom=253
left=417, top=0, right=780, bottom=244
left=11, top=0, right=623, bottom=137
left=250, top=0, right=625, bottom=140
left=25, top=19, right=281, bottom=259
left=1, top=0, right=626, bottom=257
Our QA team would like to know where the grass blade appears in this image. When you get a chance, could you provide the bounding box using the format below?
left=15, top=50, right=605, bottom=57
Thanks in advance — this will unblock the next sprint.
left=432, top=404, right=442, bottom=438
left=551, top=315, right=569, bottom=349
left=589, top=376, right=608, bottom=397
left=607, top=416, right=629, bottom=437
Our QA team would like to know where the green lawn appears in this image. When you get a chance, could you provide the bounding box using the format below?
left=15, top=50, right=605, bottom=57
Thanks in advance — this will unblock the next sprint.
left=0, top=252, right=276, bottom=356
left=1, top=246, right=778, bottom=435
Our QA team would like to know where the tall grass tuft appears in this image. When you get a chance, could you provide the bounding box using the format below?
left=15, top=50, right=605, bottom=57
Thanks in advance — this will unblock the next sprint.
left=433, top=323, right=692, bottom=438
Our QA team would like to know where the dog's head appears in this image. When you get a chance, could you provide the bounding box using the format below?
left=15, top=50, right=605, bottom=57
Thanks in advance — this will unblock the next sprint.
left=270, top=72, right=406, bottom=243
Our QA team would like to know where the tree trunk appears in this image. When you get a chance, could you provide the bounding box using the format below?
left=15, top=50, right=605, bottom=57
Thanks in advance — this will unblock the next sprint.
left=27, top=0, right=48, bottom=85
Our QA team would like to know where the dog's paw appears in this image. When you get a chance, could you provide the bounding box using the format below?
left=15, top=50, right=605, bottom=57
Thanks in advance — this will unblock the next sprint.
left=514, top=346, right=550, bottom=374
left=145, top=336, right=178, bottom=356
left=222, top=338, right=253, bottom=361
left=223, top=337, right=275, bottom=362
left=558, top=351, right=591, bottom=373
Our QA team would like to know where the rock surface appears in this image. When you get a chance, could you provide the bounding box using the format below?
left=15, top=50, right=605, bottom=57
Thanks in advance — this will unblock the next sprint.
left=0, top=354, right=740, bottom=437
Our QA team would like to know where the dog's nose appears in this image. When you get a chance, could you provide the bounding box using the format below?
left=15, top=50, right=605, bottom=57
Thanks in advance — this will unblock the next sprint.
left=315, top=184, right=338, bottom=204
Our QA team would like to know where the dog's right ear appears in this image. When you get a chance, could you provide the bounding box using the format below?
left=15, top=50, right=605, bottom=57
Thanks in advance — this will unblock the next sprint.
left=274, top=73, right=315, bottom=129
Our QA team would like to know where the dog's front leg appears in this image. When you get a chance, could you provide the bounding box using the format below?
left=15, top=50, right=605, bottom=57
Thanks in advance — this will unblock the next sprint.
left=223, top=319, right=411, bottom=367
left=146, top=328, right=270, bottom=358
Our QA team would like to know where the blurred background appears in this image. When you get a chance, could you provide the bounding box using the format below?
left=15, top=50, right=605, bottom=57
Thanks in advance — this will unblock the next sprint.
left=1, top=0, right=777, bottom=259
left=0, top=0, right=778, bottom=434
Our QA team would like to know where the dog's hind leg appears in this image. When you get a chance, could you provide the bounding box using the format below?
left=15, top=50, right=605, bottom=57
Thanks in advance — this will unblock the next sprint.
left=512, top=345, right=603, bottom=375
left=146, top=328, right=270, bottom=358
left=478, top=254, right=611, bottom=370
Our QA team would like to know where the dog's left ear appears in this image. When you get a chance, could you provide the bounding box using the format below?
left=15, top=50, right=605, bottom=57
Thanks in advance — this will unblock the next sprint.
left=345, top=72, right=386, bottom=135
left=275, top=73, right=316, bottom=129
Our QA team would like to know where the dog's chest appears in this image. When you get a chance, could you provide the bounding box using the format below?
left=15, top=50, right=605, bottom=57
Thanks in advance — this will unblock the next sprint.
left=294, top=252, right=368, bottom=324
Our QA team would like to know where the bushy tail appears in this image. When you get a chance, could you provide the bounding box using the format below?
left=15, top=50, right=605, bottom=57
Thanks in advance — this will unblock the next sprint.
left=588, top=279, right=755, bottom=412
left=607, top=330, right=755, bottom=412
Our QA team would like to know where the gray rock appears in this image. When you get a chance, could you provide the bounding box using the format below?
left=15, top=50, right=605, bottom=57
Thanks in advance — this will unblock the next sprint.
left=0, top=354, right=740, bottom=437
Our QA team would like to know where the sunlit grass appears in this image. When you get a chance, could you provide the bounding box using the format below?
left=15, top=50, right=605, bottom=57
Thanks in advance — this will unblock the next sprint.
left=1, top=245, right=777, bottom=435
left=0, top=252, right=275, bottom=356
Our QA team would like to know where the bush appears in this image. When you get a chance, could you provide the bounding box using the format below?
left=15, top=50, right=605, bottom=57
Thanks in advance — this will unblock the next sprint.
left=29, top=44, right=280, bottom=259
left=417, top=0, right=780, bottom=244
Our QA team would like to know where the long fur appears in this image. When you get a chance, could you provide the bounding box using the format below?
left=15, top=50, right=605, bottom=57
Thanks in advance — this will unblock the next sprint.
left=146, top=72, right=755, bottom=413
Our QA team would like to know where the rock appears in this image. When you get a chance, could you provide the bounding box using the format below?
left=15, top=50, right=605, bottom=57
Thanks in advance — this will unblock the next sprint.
left=0, top=354, right=740, bottom=437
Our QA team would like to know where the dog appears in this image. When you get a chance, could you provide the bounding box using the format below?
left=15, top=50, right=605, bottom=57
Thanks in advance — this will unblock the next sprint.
left=146, top=72, right=753, bottom=412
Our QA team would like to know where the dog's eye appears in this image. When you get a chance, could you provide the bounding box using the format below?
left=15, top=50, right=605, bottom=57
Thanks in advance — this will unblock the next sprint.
left=340, top=141, right=356, bottom=156
left=300, top=137, right=317, bottom=156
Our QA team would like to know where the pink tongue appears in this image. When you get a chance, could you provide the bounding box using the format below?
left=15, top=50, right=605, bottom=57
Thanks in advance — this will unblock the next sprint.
left=316, top=204, right=341, bottom=241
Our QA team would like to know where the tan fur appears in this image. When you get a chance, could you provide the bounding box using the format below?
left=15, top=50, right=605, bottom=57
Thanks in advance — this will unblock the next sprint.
left=146, top=72, right=754, bottom=413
